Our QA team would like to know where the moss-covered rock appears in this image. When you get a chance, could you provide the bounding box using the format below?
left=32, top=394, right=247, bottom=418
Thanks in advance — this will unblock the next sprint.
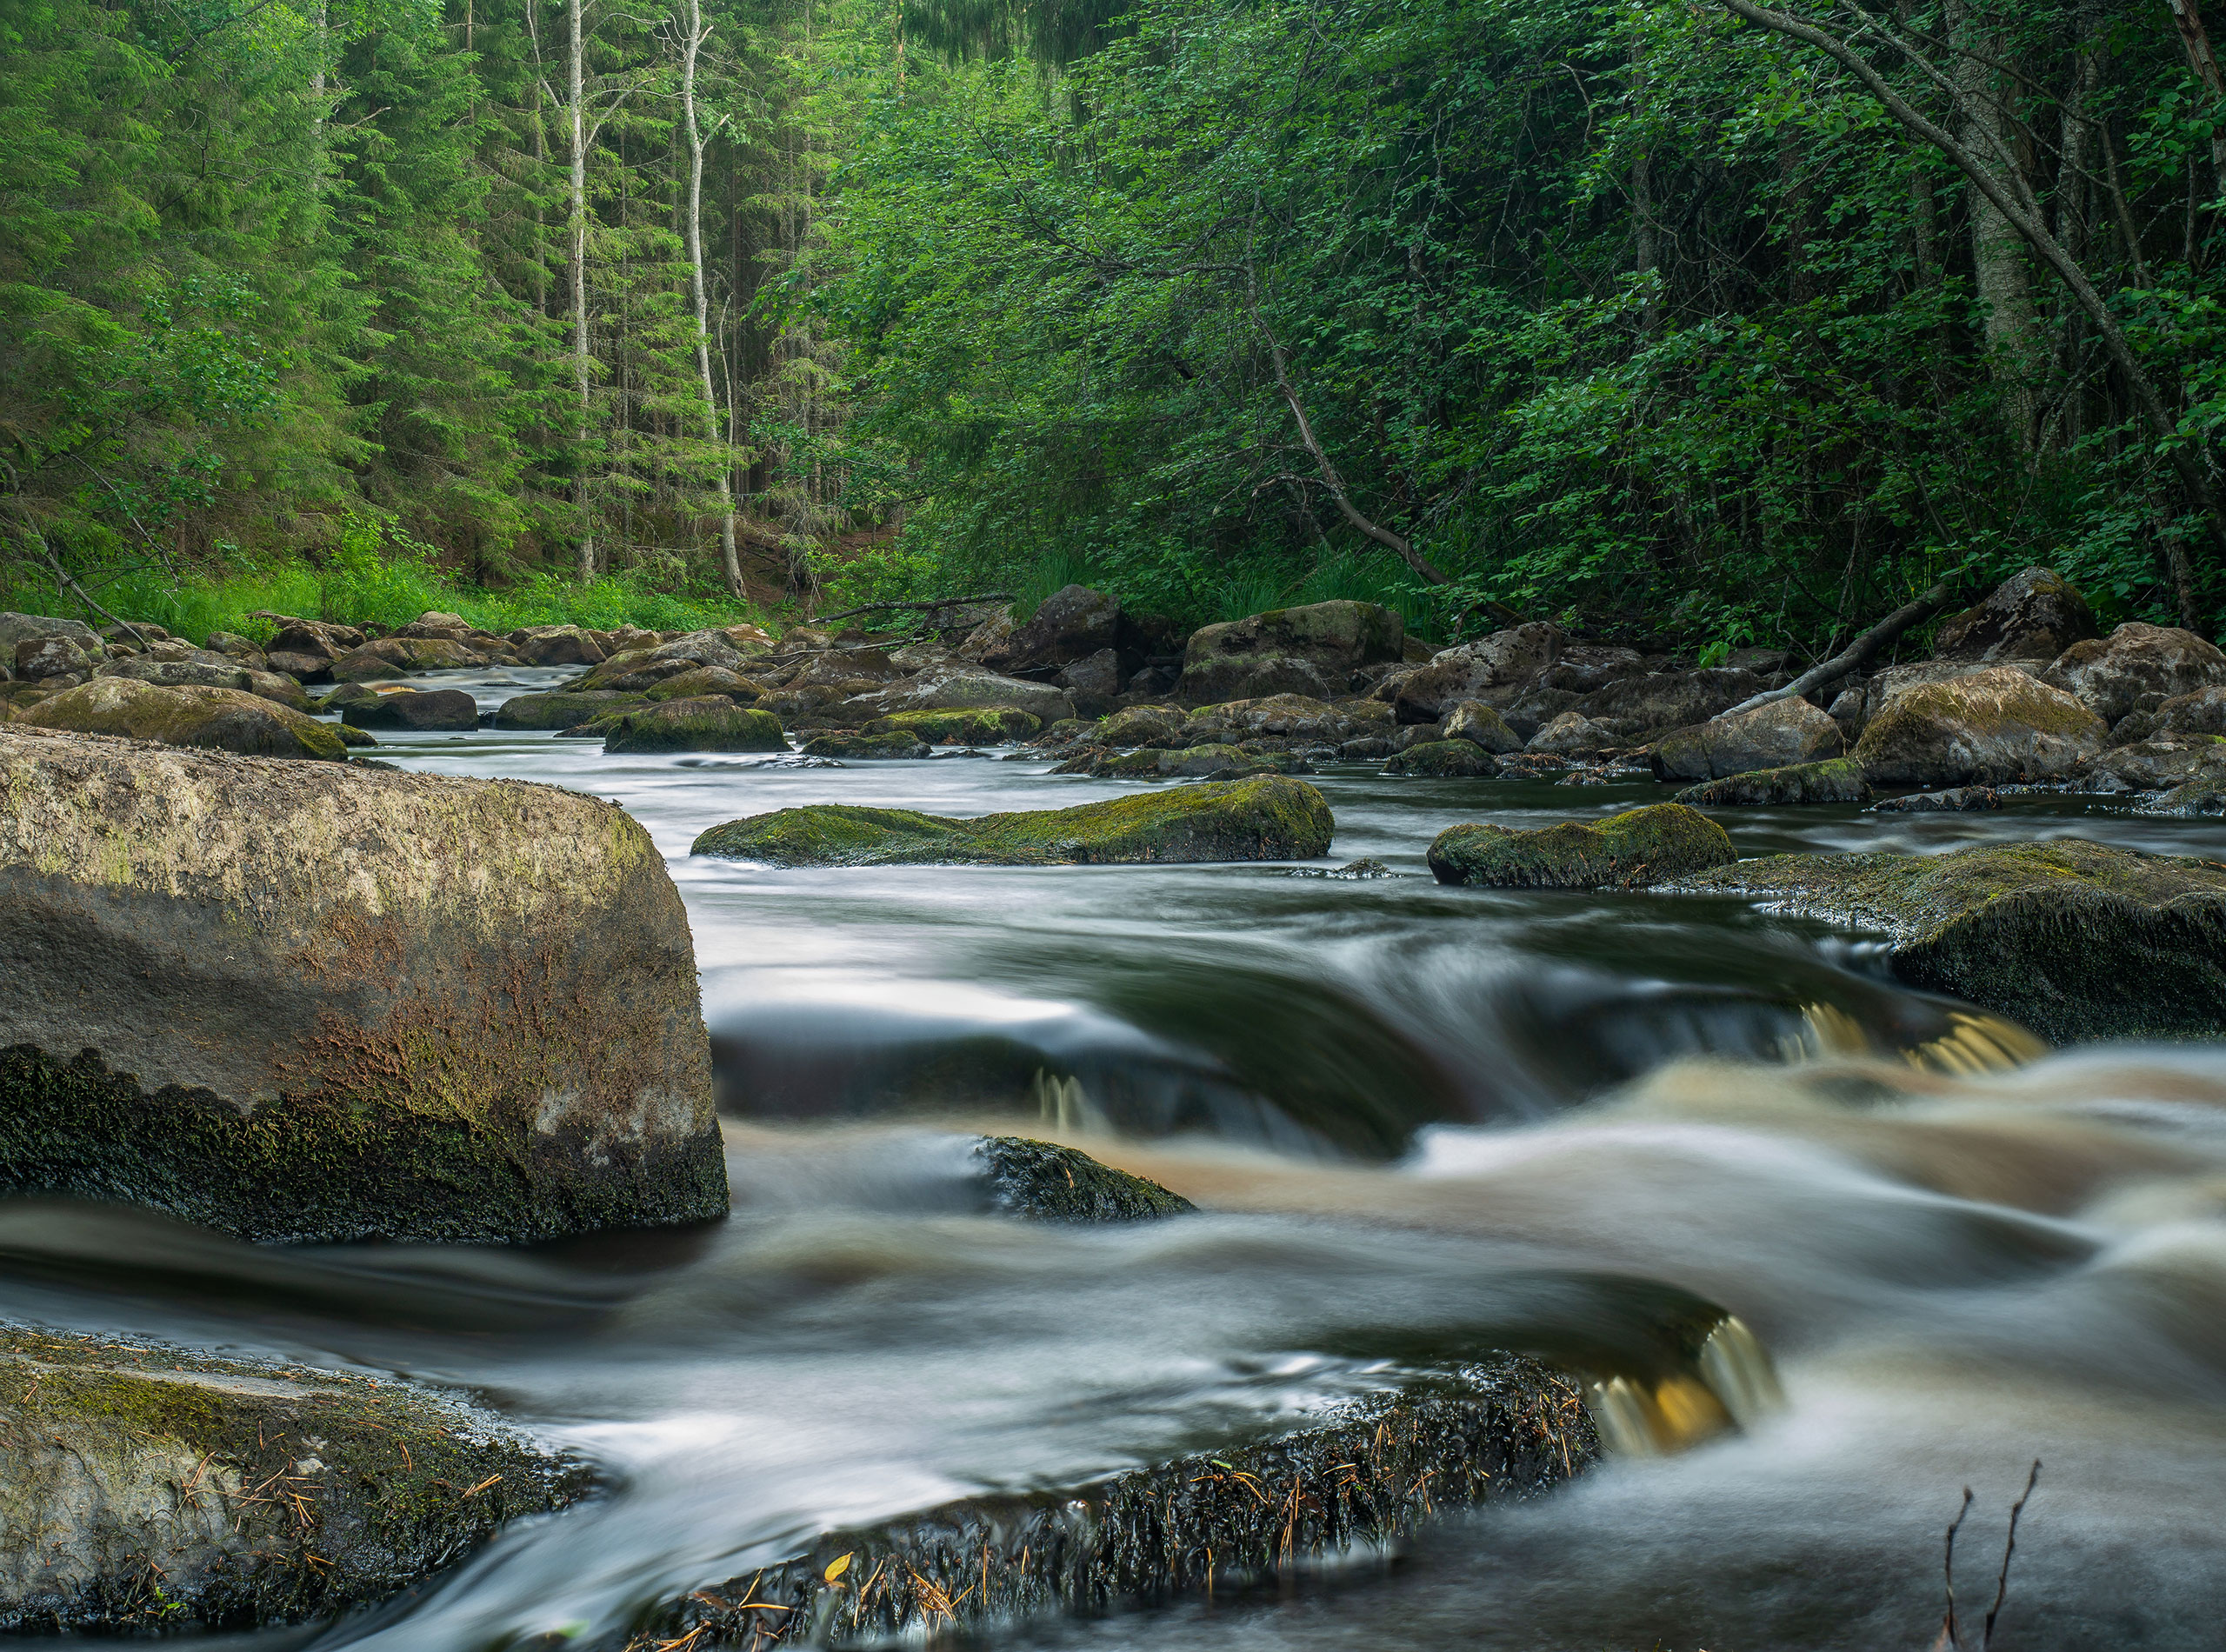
left=491, top=689, right=650, bottom=729
left=0, top=725, right=726, bottom=1242
left=1076, top=743, right=1303, bottom=779
left=692, top=774, right=1335, bottom=867
left=975, top=1136, right=1195, bottom=1220
left=1096, top=703, right=1186, bottom=747
left=1675, top=756, right=1868, bottom=808
left=1650, top=697, right=1843, bottom=783
left=798, top=729, right=932, bottom=759
left=97, top=658, right=312, bottom=710
left=339, top=688, right=480, bottom=731
left=20, top=677, right=347, bottom=762
left=1387, top=739, right=1500, bottom=777
left=862, top=707, right=1042, bottom=744
left=1852, top=664, right=2104, bottom=787
left=643, top=665, right=763, bottom=702
left=1429, top=803, right=1735, bottom=889
left=1444, top=698, right=1524, bottom=754
left=1676, top=839, right=2226, bottom=1042
left=601, top=696, right=786, bottom=755
left=0, top=1326, right=583, bottom=1634
left=1176, top=601, right=1404, bottom=704
left=2043, top=621, right=2226, bottom=722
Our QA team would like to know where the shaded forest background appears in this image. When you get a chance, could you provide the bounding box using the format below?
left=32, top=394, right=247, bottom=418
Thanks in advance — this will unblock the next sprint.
left=8, top=0, right=2226, bottom=655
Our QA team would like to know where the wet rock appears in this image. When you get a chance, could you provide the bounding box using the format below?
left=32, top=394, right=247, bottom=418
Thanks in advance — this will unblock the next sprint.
left=1527, top=711, right=1620, bottom=756
left=340, top=688, right=481, bottom=731
left=1852, top=665, right=2103, bottom=787
left=1871, top=787, right=2002, bottom=813
left=1570, top=668, right=1767, bottom=739
left=1675, top=756, right=1868, bottom=808
left=1676, top=839, right=2226, bottom=1042
left=863, top=708, right=1042, bottom=745
left=1534, top=644, right=1648, bottom=696
left=97, top=657, right=311, bottom=709
left=692, top=775, right=1335, bottom=867
left=1386, top=740, right=1500, bottom=777
left=510, top=623, right=607, bottom=666
left=1097, top=703, right=1186, bottom=748
left=2152, top=775, right=2226, bottom=816
left=861, top=665, right=1074, bottom=725
left=798, top=729, right=933, bottom=760
left=1177, top=601, right=1405, bottom=705
left=1338, top=736, right=1396, bottom=759
left=1391, top=623, right=1562, bottom=722
left=2073, top=736, right=2226, bottom=793
left=1650, top=697, right=1843, bottom=783
left=2044, top=622, right=2226, bottom=723
left=1429, top=803, right=1735, bottom=890
left=1181, top=693, right=1387, bottom=748
left=1934, top=566, right=2098, bottom=663
left=1077, top=743, right=1307, bottom=780
left=0, top=725, right=725, bottom=1242
left=19, top=678, right=347, bottom=761
left=644, top=665, right=763, bottom=703
left=975, top=1136, right=1194, bottom=1220
left=1005, top=585, right=1123, bottom=675
left=491, top=689, right=650, bottom=730
left=601, top=697, right=787, bottom=755
left=0, top=1326, right=582, bottom=1634
left=1445, top=698, right=1524, bottom=754
left=638, top=1359, right=1597, bottom=1652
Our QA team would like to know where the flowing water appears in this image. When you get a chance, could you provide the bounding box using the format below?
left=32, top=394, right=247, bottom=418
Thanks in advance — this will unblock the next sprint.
left=12, top=666, right=2226, bottom=1650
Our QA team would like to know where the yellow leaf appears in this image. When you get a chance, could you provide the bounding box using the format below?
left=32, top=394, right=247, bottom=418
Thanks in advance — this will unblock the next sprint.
left=823, top=1553, right=853, bottom=1584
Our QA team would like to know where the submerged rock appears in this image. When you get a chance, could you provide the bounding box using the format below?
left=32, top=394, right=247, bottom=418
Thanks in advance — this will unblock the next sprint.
left=1675, top=756, right=1868, bottom=808
left=691, top=775, right=1335, bottom=868
left=1386, top=739, right=1500, bottom=777
left=1676, top=839, right=2226, bottom=1042
left=975, top=1136, right=1195, bottom=1220
left=0, top=1326, right=581, bottom=1634
left=1852, top=665, right=2103, bottom=787
left=1871, top=786, right=2002, bottom=813
left=1650, top=697, right=1843, bottom=783
left=601, top=696, right=786, bottom=755
left=19, top=677, right=347, bottom=761
left=0, top=726, right=725, bottom=1242
left=1429, top=803, right=1735, bottom=890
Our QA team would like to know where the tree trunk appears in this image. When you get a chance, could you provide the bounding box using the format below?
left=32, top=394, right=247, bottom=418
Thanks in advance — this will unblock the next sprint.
left=1944, top=0, right=2043, bottom=453
left=679, top=0, right=743, bottom=598
left=570, top=0, right=596, bottom=580
left=2167, top=0, right=2226, bottom=203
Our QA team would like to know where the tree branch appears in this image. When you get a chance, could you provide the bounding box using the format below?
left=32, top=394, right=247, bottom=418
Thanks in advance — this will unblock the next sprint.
left=1721, top=576, right=1960, bottom=715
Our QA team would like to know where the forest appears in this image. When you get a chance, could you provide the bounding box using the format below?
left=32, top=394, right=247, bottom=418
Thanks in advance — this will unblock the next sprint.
left=8, top=0, right=2226, bottom=656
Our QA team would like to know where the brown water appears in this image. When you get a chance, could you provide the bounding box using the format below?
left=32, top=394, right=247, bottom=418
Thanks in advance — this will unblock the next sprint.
left=10, top=667, right=2226, bottom=1650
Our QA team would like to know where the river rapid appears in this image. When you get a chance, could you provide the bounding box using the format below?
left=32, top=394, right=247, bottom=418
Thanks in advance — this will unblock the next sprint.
left=10, top=665, right=2226, bottom=1651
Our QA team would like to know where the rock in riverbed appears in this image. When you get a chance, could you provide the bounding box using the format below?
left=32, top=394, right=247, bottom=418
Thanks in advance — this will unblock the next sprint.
left=0, top=1325, right=581, bottom=1633
left=975, top=1136, right=1196, bottom=1220
left=1676, top=839, right=2226, bottom=1042
left=340, top=687, right=480, bottom=730
left=1387, top=739, right=1500, bottom=777
left=0, top=726, right=725, bottom=1242
left=865, top=707, right=1042, bottom=744
left=601, top=696, right=786, bottom=754
left=1650, top=697, right=1843, bottom=783
left=19, top=677, right=346, bottom=762
left=1676, top=756, right=1868, bottom=808
left=799, top=729, right=933, bottom=759
left=1852, top=665, right=2103, bottom=788
left=691, top=775, right=1335, bottom=867
left=1429, top=803, right=1735, bottom=890
left=491, top=689, right=650, bottom=729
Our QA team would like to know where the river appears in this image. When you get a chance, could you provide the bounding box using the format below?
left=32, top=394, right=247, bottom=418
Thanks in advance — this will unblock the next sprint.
left=10, top=664, right=2226, bottom=1650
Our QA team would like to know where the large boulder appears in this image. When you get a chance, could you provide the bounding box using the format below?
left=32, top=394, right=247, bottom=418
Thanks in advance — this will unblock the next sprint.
left=644, top=665, right=763, bottom=703
left=1568, top=668, right=1768, bottom=738
left=2044, top=622, right=2226, bottom=723
left=1933, top=566, right=2098, bottom=663
left=97, top=657, right=311, bottom=709
left=1180, top=693, right=1389, bottom=748
left=0, top=726, right=725, bottom=1242
left=1391, top=623, right=1562, bottom=722
left=2073, top=735, right=2226, bottom=793
left=491, top=689, right=650, bottom=729
left=692, top=775, right=1334, bottom=867
left=19, top=677, right=347, bottom=762
left=1674, top=756, right=1869, bottom=808
left=340, top=688, right=481, bottom=731
left=862, top=666, right=1075, bottom=724
left=1444, top=698, right=1524, bottom=754
left=600, top=697, right=786, bottom=755
left=1428, top=803, right=1734, bottom=890
left=0, top=1326, right=580, bottom=1633
left=1650, top=697, right=1843, bottom=783
left=0, top=612, right=100, bottom=655
left=1852, top=665, right=2104, bottom=787
left=1676, top=839, right=2226, bottom=1042
left=510, top=623, right=607, bottom=666
left=1386, top=740, right=1499, bottom=777
left=1003, top=584, right=1122, bottom=676
left=1526, top=711, right=1621, bottom=756
left=13, top=634, right=101, bottom=681
left=1177, top=601, right=1404, bottom=705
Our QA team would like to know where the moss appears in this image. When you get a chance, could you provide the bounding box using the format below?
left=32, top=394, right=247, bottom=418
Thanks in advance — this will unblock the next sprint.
left=635, top=1357, right=1592, bottom=1650
left=0, top=1326, right=585, bottom=1634
left=1852, top=668, right=2103, bottom=786
left=644, top=666, right=763, bottom=703
left=1387, top=740, right=1500, bottom=777
left=863, top=707, right=1042, bottom=744
left=692, top=775, right=1335, bottom=867
left=1086, top=743, right=1303, bottom=779
left=975, top=1136, right=1196, bottom=1220
left=21, top=678, right=347, bottom=762
left=798, top=729, right=932, bottom=759
left=1676, top=838, right=2226, bottom=1042
left=1674, top=756, right=1867, bottom=808
left=1429, top=803, right=1734, bottom=889
left=491, top=689, right=648, bottom=729
left=602, top=697, right=786, bottom=754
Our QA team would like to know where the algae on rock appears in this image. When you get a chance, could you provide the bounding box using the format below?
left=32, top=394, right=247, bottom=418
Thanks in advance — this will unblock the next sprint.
left=1429, top=803, right=1735, bottom=889
left=692, top=775, right=1335, bottom=867
left=975, top=1136, right=1196, bottom=1220
left=20, top=677, right=347, bottom=762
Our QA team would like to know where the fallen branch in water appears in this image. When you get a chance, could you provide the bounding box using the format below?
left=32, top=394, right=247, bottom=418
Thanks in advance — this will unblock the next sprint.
left=1934, top=1459, right=2040, bottom=1651
left=1723, top=577, right=1961, bottom=717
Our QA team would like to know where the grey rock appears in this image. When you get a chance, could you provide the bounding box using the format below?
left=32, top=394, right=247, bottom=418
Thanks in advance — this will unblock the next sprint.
left=1934, top=566, right=2097, bottom=663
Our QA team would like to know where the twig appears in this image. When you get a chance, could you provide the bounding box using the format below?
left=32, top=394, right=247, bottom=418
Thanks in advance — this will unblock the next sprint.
left=1941, top=1485, right=1975, bottom=1650
left=1720, top=576, right=1960, bottom=716
left=1983, top=1461, right=2041, bottom=1649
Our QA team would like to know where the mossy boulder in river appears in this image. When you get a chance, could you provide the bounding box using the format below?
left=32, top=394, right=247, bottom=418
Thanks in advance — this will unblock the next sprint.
left=601, top=696, right=786, bottom=754
left=1387, top=739, right=1500, bottom=777
left=863, top=706, right=1042, bottom=744
left=1429, top=803, right=1735, bottom=889
left=1650, top=697, right=1843, bottom=783
left=491, top=689, right=650, bottom=729
left=19, top=676, right=347, bottom=762
left=1061, top=743, right=1307, bottom=780
left=1853, top=664, right=2104, bottom=788
left=1675, top=838, right=2226, bottom=1042
left=0, top=1326, right=581, bottom=1633
left=339, top=686, right=480, bottom=730
left=692, top=774, right=1334, bottom=867
left=0, top=725, right=725, bottom=1242
left=975, top=1136, right=1195, bottom=1220
left=1675, top=756, right=1869, bottom=808
left=798, top=729, right=932, bottom=759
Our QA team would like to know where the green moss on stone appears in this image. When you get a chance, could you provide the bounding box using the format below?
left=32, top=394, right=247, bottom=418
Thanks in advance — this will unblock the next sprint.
left=692, top=774, right=1335, bottom=867
left=492, top=690, right=649, bottom=729
left=975, top=1136, right=1195, bottom=1220
left=798, top=729, right=933, bottom=759
left=21, top=678, right=346, bottom=762
left=1675, top=756, right=1867, bottom=808
left=864, top=707, right=1042, bottom=744
left=603, top=697, right=786, bottom=755
left=1429, top=803, right=1734, bottom=889
left=1387, top=740, right=1500, bottom=777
